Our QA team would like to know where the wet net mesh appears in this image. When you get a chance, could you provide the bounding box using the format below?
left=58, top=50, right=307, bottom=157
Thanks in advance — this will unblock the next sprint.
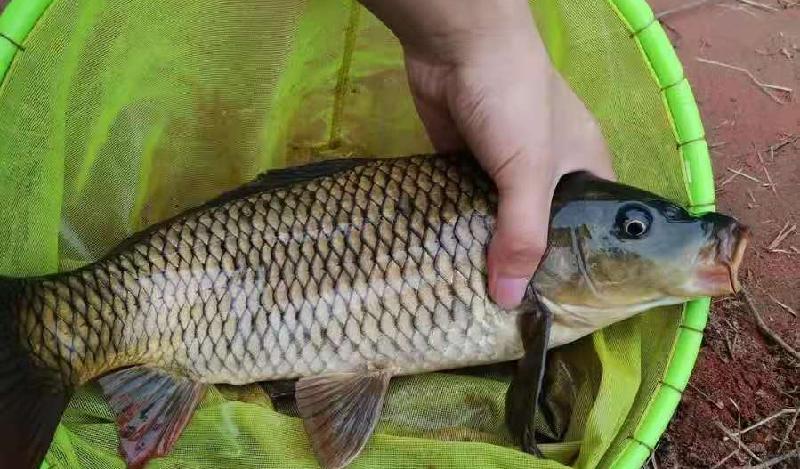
left=0, top=0, right=688, bottom=467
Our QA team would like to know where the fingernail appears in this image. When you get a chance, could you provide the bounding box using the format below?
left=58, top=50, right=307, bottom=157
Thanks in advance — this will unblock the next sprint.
left=493, top=277, right=529, bottom=309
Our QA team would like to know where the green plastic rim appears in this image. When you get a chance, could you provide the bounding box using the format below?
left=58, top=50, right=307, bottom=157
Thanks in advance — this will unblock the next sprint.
left=0, top=0, right=714, bottom=468
left=0, top=0, right=50, bottom=83
left=608, top=0, right=715, bottom=467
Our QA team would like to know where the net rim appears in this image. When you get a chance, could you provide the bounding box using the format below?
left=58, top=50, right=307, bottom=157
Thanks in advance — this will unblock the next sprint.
left=0, top=0, right=50, bottom=83
left=606, top=0, right=714, bottom=467
left=0, top=0, right=715, bottom=468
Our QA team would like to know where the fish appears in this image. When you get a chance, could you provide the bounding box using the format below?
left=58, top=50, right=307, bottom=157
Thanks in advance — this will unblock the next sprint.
left=0, top=152, right=749, bottom=469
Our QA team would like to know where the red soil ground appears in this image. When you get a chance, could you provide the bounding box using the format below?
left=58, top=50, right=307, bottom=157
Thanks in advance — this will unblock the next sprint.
left=650, top=1, right=799, bottom=467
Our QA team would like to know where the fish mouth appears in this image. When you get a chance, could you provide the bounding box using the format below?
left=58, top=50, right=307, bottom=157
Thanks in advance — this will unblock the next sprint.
left=696, top=222, right=750, bottom=295
left=726, top=224, right=750, bottom=293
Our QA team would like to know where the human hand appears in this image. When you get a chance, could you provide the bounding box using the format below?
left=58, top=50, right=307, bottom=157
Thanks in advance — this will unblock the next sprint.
left=359, top=0, right=615, bottom=309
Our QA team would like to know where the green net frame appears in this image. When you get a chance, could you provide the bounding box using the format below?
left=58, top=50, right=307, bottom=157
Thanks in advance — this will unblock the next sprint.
left=0, top=0, right=716, bottom=468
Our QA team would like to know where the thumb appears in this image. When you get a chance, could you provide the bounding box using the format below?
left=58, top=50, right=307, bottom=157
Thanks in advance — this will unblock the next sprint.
left=486, top=157, right=555, bottom=309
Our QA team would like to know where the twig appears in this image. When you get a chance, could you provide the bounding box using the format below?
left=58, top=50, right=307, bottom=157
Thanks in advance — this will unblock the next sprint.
left=740, top=286, right=800, bottom=362
left=728, top=318, right=741, bottom=352
left=712, top=449, right=741, bottom=469
left=768, top=222, right=796, bottom=250
left=730, top=398, right=742, bottom=422
left=768, top=295, right=798, bottom=317
left=715, top=421, right=763, bottom=462
left=728, top=167, right=764, bottom=183
left=714, top=119, right=734, bottom=129
left=769, top=136, right=799, bottom=159
left=720, top=3, right=762, bottom=16
left=723, top=330, right=736, bottom=360
left=689, top=382, right=725, bottom=409
left=737, top=0, right=780, bottom=11
left=762, top=166, right=776, bottom=193
left=747, top=190, right=757, bottom=204
left=697, top=57, right=793, bottom=103
left=767, top=248, right=796, bottom=254
left=656, top=0, right=721, bottom=19
left=729, top=136, right=800, bottom=162
left=738, top=449, right=799, bottom=468
left=722, top=173, right=740, bottom=186
left=732, top=408, right=799, bottom=436
left=778, top=407, right=799, bottom=452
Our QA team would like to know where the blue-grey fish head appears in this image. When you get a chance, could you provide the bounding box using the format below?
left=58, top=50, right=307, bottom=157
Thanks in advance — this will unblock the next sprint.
left=532, top=171, right=750, bottom=317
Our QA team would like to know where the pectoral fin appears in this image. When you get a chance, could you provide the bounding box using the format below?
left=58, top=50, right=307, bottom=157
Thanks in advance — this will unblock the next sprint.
left=261, top=378, right=299, bottom=415
left=261, top=378, right=298, bottom=400
left=295, top=370, right=392, bottom=469
left=505, top=297, right=553, bottom=457
left=97, top=366, right=206, bottom=469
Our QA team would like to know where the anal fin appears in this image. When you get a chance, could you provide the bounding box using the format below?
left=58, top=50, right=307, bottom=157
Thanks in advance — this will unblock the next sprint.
left=296, top=369, right=392, bottom=469
left=97, top=366, right=206, bottom=468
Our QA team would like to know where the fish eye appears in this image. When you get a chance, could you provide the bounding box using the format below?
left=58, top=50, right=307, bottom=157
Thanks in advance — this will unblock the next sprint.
left=624, top=218, right=647, bottom=237
left=616, top=205, right=652, bottom=239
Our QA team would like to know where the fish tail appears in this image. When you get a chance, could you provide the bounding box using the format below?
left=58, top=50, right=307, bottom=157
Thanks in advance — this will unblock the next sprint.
left=0, top=275, right=71, bottom=469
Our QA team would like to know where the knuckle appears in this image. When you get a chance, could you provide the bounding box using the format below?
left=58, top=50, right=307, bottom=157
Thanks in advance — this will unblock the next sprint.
left=502, top=237, right=546, bottom=262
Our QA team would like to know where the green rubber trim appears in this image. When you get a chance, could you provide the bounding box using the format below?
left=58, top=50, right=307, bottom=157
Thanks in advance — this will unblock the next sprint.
left=637, top=23, right=684, bottom=89
left=681, top=296, right=711, bottom=331
left=633, top=385, right=683, bottom=449
left=682, top=141, right=716, bottom=208
left=608, top=0, right=715, bottom=467
left=0, top=0, right=52, bottom=83
left=613, top=0, right=655, bottom=32
left=663, top=327, right=704, bottom=391
left=666, top=80, right=705, bottom=144
left=0, top=4, right=57, bottom=469
left=613, top=441, right=651, bottom=468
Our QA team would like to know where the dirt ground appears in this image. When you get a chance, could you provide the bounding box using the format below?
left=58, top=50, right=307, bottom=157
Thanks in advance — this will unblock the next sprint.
left=1, top=0, right=798, bottom=468
left=648, top=1, right=800, bottom=467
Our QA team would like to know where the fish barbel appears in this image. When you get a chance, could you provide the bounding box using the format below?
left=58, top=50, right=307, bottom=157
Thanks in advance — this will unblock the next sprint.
left=0, top=153, right=749, bottom=469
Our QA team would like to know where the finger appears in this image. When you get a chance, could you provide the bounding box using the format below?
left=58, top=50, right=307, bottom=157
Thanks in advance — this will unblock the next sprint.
left=411, top=93, right=466, bottom=153
left=487, top=158, right=555, bottom=309
left=405, top=59, right=467, bottom=153
left=444, top=73, right=555, bottom=308
left=551, top=78, right=616, bottom=181
left=558, top=127, right=615, bottom=181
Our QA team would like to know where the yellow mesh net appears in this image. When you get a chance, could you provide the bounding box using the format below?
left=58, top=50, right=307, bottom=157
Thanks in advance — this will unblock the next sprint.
left=0, top=0, right=690, bottom=467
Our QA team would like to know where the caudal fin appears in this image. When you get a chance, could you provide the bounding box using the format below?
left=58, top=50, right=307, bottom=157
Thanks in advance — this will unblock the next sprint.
left=0, top=278, right=70, bottom=469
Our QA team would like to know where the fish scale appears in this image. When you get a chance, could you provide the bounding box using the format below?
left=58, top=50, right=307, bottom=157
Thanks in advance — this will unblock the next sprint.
left=12, top=155, right=524, bottom=389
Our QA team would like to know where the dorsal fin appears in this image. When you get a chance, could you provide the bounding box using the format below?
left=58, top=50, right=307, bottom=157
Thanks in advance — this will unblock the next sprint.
left=199, top=157, right=376, bottom=208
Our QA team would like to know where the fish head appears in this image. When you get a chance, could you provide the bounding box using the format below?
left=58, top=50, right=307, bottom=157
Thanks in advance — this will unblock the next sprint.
left=532, top=171, right=750, bottom=316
